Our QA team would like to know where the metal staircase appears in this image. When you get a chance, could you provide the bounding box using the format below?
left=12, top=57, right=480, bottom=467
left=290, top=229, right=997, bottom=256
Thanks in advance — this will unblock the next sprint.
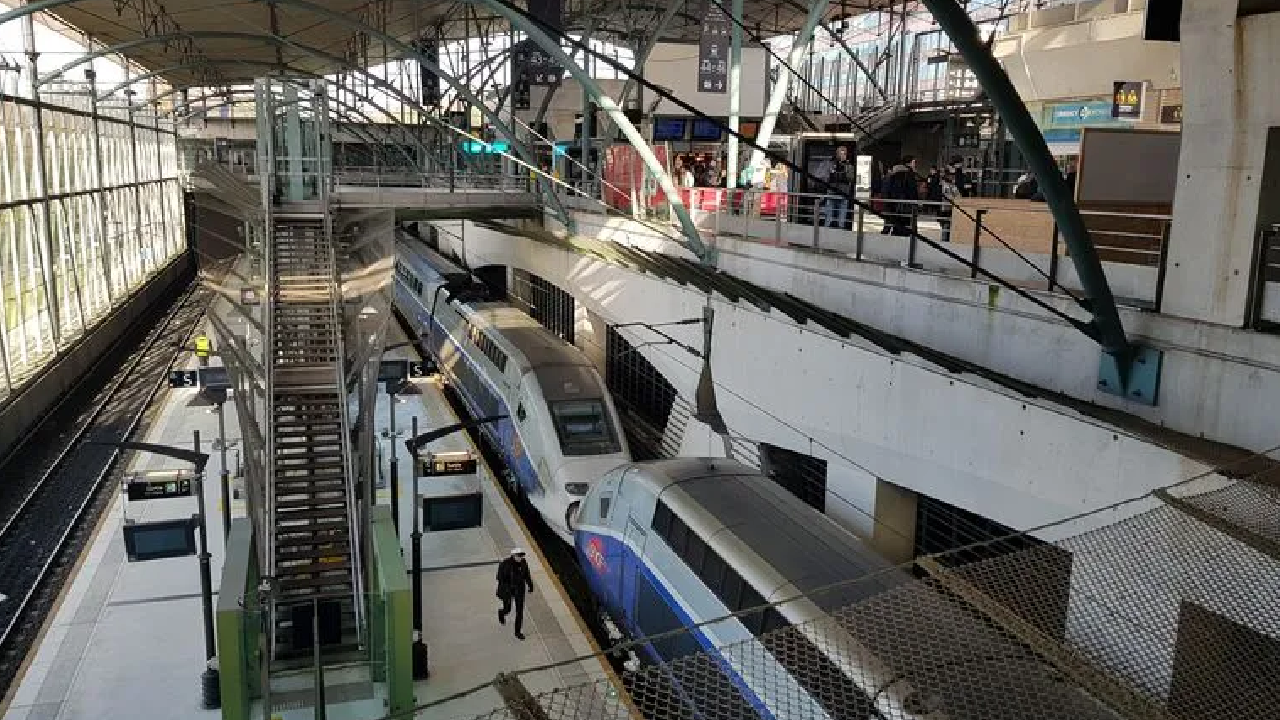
left=266, top=213, right=363, bottom=660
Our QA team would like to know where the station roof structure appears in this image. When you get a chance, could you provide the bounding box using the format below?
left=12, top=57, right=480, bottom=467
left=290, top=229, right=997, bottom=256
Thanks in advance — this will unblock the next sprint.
left=34, top=0, right=883, bottom=88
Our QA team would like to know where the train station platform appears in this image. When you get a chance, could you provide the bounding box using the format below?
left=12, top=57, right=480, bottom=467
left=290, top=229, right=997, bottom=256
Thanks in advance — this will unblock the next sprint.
left=2, top=321, right=610, bottom=720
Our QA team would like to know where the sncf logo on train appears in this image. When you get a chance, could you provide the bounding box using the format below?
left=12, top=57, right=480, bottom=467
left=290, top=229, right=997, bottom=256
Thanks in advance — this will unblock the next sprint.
left=585, top=536, right=608, bottom=574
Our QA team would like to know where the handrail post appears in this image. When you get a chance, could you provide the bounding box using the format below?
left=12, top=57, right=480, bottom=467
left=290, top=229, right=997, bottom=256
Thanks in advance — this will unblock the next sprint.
left=774, top=193, right=783, bottom=245
left=970, top=208, right=986, bottom=279
left=855, top=203, right=865, bottom=260
left=1153, top=219, right=1172, bottom=313
left=1048, top=221, right=1061, bottom=291
left=813, top=196, right=822, bottom=249
left=907, top=204, right=920, bottom=268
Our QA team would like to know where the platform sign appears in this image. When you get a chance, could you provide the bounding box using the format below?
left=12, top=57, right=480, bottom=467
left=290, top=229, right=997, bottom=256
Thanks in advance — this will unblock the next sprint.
left=126, top=474, right=194, bottom=501
left=698, top=0, right=730, bottom=94
left=169, top=369, right=198, bottom=388
left=409, top=361, right=428, bottom=378
left=379, top=359, right=409, bottom=385
left=415, top=36, right=441, bottom=106
left=122, top=517, right=198, bottom=562
left=422, top=493, right=483, bottom=531
left=418, top=450, right=478, bottom=477
left=199, top=366, right=230, bottom=391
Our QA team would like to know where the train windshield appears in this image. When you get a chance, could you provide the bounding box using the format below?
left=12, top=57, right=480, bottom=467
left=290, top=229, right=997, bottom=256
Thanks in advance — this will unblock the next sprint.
left=549, top=399, right=621, bottom=456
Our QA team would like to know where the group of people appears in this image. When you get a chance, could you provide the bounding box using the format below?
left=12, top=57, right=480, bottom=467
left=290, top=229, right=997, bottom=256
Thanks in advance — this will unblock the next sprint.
left=816, top=148, right=973, bottom=238
left=672, top=153, right=789, bottom=193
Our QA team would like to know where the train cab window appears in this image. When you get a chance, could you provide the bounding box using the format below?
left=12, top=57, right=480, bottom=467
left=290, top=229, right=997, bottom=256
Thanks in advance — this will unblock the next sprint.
left=761, top=607, right=789, bottom=635
left=598, top=494, right=612, bottom=520
left=720, top=569, right=746, bottom=610
left=516, top=403, right=526, bottom=422
left=549, top=399, right=621, bottom=456
left=651, top=502, right=673, bottom=537
left=739, top=585, right=766, bottom=634
left=699, top=551, right=727, bottom=596
left=683, top=533, right=707, bottom=576
left=667, top=515, right=690, bottom=557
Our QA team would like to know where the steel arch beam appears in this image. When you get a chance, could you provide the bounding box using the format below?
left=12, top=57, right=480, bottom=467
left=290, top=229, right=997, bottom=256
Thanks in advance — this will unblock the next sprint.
left=61, top=22, right=569, bottom=224
left=920, top=0, right=1131, bottom=359
left=246, top=0, right=571, bottom=228
left=0, top=0, right=572, bottom=227
left=39, top=31, right=275, bottom=87
left=471, top=0, right=707, bottom=261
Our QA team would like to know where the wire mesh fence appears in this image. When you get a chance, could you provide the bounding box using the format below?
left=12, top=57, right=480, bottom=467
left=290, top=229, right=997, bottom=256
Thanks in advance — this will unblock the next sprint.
left=448, top=469, right=1280, bottom=720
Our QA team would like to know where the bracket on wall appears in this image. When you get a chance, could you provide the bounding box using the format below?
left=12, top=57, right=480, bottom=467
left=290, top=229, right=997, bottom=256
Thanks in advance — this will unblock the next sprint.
left=1097, top=345, right=1163, bottom=406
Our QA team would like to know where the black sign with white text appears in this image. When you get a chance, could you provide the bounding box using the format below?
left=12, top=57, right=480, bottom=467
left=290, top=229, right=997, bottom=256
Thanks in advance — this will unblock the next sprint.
left=698, top=1, right=731, bottom=94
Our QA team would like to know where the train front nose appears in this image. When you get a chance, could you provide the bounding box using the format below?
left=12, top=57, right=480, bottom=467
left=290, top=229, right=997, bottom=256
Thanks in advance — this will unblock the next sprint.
left=553, top=457, right=627, bottom=539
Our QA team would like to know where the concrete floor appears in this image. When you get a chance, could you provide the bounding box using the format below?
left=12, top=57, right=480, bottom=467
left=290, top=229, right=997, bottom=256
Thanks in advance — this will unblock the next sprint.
left=4, top=324, right=610, bottom=720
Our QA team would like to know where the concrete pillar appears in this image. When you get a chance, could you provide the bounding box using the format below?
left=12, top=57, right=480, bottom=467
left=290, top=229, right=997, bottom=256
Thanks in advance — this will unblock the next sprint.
left=870, top=478, right=917, bottom=565
left=1163, top=2, right=1279, bottom=326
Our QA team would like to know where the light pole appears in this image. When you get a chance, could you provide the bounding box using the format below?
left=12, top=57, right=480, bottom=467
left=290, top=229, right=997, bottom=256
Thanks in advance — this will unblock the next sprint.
left=96, top=432, right=218, bottom=707
left=403, top=412, right=506, bottom=679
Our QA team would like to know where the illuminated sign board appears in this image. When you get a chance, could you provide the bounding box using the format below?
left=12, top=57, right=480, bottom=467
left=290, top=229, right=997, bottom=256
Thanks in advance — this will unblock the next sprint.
left=419, top=450, right=478, bottom=477
left=459, top=140, right=511, bottom=155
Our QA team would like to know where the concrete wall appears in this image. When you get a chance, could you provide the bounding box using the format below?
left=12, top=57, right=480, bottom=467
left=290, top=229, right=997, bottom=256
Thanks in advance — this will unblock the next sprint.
left=0, top=254, right=193, bottom=463
left=643, top=43, right=768, bottom=118
left=562, top=208, right=1280, bottom=460
left=515, top=78, right=626, bottom=142
left=994, top=2, right=1181, bottom=101
left=430, top=220, right=1228, bottom=539
left=1162, top=3, right=1277, bottom=326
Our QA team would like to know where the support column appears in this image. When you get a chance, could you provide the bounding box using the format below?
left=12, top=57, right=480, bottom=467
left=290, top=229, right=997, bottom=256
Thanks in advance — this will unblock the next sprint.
left=870, top=478, right=917, bottom=565
left=1164, top=0, right=1262, bottom=326
left=85, top=68, right=114, bottom=302
left=725, top=0, right=744, bottom=189
left=749, top=0, right=826, bottom=172
left=21, top=8, right=61, bottom=345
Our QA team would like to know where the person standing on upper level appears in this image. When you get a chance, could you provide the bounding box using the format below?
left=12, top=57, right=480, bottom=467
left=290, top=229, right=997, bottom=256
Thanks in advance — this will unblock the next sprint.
left=882, top=155, right=919, bottom=236
left=816, top=145, right=854, bottom=228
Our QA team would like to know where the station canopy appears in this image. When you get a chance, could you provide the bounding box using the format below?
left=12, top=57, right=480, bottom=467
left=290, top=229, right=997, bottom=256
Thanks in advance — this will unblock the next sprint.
left=39, top=0, right=878, bottom=89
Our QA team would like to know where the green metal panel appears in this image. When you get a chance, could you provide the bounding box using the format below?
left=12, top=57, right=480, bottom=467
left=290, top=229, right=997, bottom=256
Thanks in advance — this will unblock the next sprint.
left=371, top=505, right=412, bottom=713
left=216, top=519, right=259, bottom=720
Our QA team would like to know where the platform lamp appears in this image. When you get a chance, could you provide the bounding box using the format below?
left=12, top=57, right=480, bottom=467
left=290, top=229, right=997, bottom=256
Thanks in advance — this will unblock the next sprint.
left=403, top=413, right=506, bottom=679
left=173, top=342, right=234, bottom=538
left=91, top=432, right=218, bottom=708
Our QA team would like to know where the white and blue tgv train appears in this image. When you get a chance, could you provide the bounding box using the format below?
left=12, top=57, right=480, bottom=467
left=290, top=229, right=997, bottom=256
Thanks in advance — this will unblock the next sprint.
left=392, top=233, right=630, bottom=541
left=575, top=458, right=1112, bottom=720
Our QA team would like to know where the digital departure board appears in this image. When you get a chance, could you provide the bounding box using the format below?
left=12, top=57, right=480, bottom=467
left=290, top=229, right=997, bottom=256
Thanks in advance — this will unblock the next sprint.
left=123, top=517, right=198, bottom=562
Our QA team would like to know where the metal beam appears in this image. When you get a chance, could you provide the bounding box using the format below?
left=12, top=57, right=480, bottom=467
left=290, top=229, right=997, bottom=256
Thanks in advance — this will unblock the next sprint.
left=473, top=0, right=709, bottom=262
left=919, top=0, right=1131, bottom=358
left=726, top=0, right=744, bottom=189
left=749, top=0, right=827, bottom=172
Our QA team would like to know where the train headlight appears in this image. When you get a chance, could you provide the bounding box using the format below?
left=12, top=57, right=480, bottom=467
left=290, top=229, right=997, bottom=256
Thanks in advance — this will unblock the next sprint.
left=564, top=482, right=590, bottom=496
left=565, top=501, right=582, bottom=531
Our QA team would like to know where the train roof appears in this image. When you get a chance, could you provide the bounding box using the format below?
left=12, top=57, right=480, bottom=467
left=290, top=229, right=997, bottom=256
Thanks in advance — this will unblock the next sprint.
left=639, top=458, right=905, bottom=610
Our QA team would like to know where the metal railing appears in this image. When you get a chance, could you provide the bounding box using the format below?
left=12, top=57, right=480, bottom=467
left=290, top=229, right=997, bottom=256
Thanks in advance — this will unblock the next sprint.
left=593, top=186, right=1172, bottom=311
left=331, top=166, right=533, bottom=193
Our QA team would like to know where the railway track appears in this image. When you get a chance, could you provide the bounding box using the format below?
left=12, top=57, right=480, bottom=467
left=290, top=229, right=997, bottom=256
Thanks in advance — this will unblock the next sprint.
left=0, top=279, right=212, bottom=700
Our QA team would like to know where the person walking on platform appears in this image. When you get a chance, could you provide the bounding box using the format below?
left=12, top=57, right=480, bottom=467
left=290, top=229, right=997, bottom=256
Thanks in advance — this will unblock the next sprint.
left=496, top=547, right=534, bottom=640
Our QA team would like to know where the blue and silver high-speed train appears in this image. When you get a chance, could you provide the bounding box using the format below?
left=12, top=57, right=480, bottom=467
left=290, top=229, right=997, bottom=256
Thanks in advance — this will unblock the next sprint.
left=393, top=234, right=631, bottom=541
left=574, top=458, right=1112, bottom=720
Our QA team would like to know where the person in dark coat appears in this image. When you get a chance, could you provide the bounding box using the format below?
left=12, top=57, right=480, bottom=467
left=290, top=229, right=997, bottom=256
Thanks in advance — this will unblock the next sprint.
left=496, top=547, right=534, bottom=639
left=881, top=155, right=919, bottom=236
